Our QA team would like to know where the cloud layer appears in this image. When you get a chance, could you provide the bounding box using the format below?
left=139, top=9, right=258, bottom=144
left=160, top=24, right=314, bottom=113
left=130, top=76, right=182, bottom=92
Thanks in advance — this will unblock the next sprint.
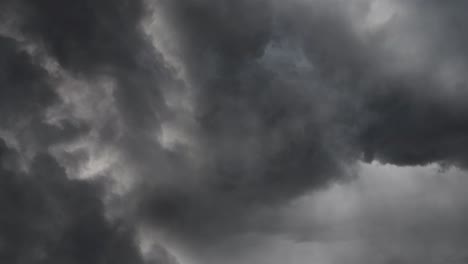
left=1, top=0, right=468, bottom=263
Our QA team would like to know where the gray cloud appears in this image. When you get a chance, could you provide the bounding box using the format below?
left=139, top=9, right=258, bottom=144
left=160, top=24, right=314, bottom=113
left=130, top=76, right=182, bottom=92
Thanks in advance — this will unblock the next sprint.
left=2, top=0, right=468, bottom=263
left=0, top=139, right=148, bottom=264
left=172, top=163, right=468, bottom=264
left=0, top=0, right=173, bottom=262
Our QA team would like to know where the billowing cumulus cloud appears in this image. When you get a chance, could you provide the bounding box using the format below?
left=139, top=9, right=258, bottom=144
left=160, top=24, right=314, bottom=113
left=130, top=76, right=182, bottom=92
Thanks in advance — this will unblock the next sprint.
left=0, top=139, right=147, bottom=264
left=2, top=0, right=468, bottom=263
left=177, top=163, right=468, bottom=264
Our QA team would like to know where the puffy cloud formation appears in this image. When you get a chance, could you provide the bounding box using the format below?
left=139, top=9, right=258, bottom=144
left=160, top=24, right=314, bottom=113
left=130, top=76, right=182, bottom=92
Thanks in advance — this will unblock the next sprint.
left=1, top=0, right=468, bottom=263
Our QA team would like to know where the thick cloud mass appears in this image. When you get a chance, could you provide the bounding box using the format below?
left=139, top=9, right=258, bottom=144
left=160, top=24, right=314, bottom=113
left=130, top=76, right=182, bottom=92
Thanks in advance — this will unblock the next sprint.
left=2, top=0, right=468, bottom=263
left=0, top=35, right=55, bottom=119
left=0, top=140, right=146, bottom=264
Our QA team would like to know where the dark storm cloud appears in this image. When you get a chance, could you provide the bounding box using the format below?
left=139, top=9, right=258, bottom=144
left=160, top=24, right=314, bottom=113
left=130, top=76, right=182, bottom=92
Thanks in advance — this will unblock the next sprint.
left=131, top=0, right=359, bottom=242
left=160, top=0, right=272, bottom=71
left=272, top=0, right=468, bottom=167
left=130, top=0, right=468, bottom=245
left=3, top=0, right=468, bottom=262
left=351, top=0, right=468, bottom=166
left=9, top=0, right=144, bottom=71
left=359, top=86, right=468, bottom=166
left=0, top=0, right=173, bottom=262
left=2, top=0, right=171, bottom=133
left=0, top=34, right=90, bottom=155
left=0, top=140, right=146, bottom=264
left=0, top=15, right=150, bottom=261
left=1, top=0, right=357, bottom=245
left=0, top=35, right=56, bottom=122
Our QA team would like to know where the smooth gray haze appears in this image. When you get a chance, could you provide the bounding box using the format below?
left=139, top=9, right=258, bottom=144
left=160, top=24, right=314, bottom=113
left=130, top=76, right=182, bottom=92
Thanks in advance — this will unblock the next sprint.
left=1, top=0, right=468, bottom=263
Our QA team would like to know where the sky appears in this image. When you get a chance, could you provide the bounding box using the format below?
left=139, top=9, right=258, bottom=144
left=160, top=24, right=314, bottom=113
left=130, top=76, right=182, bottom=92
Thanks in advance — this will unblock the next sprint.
left=1, top=0, right=468, bottom=263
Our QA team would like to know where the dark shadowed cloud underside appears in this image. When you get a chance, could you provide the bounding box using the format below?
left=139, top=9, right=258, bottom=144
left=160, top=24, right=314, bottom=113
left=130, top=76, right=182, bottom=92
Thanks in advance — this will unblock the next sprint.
left=1, top=0, right=468, bottom=263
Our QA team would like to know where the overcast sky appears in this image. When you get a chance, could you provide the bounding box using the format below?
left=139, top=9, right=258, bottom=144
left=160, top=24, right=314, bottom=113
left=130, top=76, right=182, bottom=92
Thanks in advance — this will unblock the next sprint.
left=1, top=0, right=468, bottom=263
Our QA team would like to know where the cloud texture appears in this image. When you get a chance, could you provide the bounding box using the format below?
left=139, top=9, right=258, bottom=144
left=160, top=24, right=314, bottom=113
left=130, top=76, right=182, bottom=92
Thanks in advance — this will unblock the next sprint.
left=1, top=0, right=468, bottom=263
